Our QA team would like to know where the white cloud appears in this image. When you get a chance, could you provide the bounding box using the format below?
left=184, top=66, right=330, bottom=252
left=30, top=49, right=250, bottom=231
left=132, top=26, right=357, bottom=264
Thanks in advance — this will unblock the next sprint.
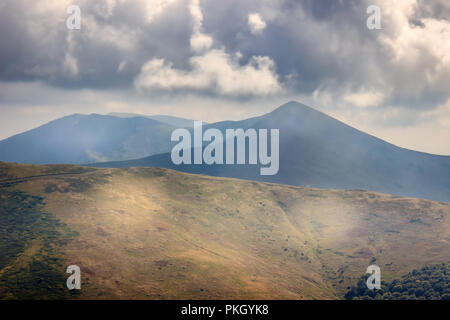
left=189, top=0, right=213, bottom=52
left=375, top=0, right=450, bottom=100
left=343, top=89, right=385, bottom=108
left=135, top=0, right=282, bottom=97
left=248, top=13, right=266, bottom=34
left=135, top=49, right=282, bottom=96
left=63, top=53, right=79, bottom=78
left=62, top=33, right=79, bottom=78
left=190, top=32, right=213, bottom=52
left=189, top=0, right=204, bottom=31
left=142, top=0, right=179, bottom=22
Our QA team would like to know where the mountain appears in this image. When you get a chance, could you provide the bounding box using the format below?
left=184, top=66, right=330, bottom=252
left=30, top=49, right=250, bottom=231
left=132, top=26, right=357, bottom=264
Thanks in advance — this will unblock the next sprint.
left=108, top=112, right=201, bottom=128
left=0, top=114, right=176, bottom=164
left=93, top=101, right=450, bottom=202
left=0, top=162, right=449, bottom=299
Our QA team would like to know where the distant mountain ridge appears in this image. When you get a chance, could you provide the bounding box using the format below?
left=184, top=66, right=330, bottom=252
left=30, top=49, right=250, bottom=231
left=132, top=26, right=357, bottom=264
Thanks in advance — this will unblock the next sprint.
left=108, top=112, right=202, bottom=128
left=0, top=113, right=177, bottom=164
left=92, top=101, right=450, bottom=202
left=1, top=101, right=449, bottom=202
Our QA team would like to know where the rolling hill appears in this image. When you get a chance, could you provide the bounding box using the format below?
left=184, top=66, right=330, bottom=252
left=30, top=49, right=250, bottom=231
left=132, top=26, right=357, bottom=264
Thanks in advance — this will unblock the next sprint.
left=93, top=101, right=450, bottom=202
left=0, top=162, right=449, bottom=299
left=0, top=114, right=177, bottom=164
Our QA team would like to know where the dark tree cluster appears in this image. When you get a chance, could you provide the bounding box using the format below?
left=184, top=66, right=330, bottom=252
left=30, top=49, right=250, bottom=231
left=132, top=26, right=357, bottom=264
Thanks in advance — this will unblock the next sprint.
left=345, top=263, right=450, bottom=300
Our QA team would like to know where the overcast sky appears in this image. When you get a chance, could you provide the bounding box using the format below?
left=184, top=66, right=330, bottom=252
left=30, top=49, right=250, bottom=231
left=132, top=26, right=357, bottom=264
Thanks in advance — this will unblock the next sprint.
left=0, top=0, right=449, bottom=154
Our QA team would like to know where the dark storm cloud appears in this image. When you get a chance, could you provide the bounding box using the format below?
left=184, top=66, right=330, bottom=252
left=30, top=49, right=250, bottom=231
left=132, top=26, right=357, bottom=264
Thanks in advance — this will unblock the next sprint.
left=415, top=0, right=450, bottom=21
left=0, top=0, right=449, bottom=109
left=78, top=0, right=193, bottom=86
left=0, top=0, right=193, bottom=89
left=0, top=1, right=59, bottom=81
left=201, top=0, right=376, bottom=90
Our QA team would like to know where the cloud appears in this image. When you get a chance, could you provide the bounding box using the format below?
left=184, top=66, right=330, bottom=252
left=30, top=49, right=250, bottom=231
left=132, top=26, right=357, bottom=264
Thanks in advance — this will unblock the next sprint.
left=343, top=89, right=385, bottom=108
left=63, top=53, right=79, bottom=78
left=423, top=98, right=450, bottom=129
left=1, top=0, right=448, bottom=108
left=189, top=0, right=213, bottom=52
left=374, top=0, right=450, bottom=106
left=190, top=32, right=213, bottom=52
left=1, top=0, right=450, bottom=155
left=62, top=33, right=79, bottom=79
left=135, top=0, right=282, bottom=97
left=0, top=0, right=192, bottom=88
left=142, top=0, right=178, bottom=22
left=248, top=13, right=266, bottom=34
left=135, top=49, right=282, bottom=97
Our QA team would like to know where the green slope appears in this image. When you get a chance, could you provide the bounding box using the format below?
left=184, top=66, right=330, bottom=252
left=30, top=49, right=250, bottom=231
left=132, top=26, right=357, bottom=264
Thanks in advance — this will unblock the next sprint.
left=0, top=162, right=449, bottom=299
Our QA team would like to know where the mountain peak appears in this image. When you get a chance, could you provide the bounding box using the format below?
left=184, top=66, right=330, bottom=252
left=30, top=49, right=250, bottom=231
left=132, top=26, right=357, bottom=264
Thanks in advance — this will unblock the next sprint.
left=279, top=100, right=305, bottom=108
left=264, top=101, right=333, bottom=126
left=271, top=100, right=323, bottom=116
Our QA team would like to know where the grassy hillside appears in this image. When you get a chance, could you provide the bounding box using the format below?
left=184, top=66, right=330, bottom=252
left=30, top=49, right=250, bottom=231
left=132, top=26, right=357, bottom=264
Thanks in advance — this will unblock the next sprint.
left=0, top=162, right=449, bottom=299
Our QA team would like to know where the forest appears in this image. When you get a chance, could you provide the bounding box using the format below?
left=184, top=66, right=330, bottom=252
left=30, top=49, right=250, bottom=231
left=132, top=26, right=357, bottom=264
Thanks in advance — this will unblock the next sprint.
left=345, top=263, right=450, bottom=300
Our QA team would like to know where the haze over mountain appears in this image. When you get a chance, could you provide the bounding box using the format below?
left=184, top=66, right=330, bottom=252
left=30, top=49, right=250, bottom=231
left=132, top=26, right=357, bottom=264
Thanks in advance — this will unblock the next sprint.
left=1, top=101, right=449, bottom=202
left=107, top=113, right=201, bottom=128
left=0, top=114, right=178, bottom=164
left=93, top=101, right=450, bottom=203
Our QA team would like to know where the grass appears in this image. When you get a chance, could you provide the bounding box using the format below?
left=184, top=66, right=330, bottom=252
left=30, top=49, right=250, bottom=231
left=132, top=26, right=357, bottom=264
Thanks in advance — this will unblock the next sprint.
left=0, top=190, right=79, bottom=299
left=0, top=162, right=449, bottom=299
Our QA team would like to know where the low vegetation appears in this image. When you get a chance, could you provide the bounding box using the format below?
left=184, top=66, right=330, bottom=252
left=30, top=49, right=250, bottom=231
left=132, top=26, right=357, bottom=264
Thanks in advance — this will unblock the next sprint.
left=345, top=263, right=450, bottom=300
left=0, top=162, right=449, bottom=299
left=0, top=190, right=79, bottom=299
